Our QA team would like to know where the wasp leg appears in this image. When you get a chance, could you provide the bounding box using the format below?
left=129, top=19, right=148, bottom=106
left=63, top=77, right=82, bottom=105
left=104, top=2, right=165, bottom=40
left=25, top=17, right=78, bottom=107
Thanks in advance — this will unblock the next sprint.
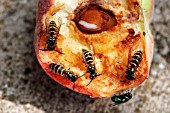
left=134, top=74, right=142, bottom=80
left=120, top=80, right=127, bottom=82
left=39, top=48, right=64, bottom=54
left=72, top=83, right=75, bottom=90
left=86, top=79, right=93, bottom=86
left=86, top=71, right=105, bottom=86
left=54, top=49, right=64, bottom=54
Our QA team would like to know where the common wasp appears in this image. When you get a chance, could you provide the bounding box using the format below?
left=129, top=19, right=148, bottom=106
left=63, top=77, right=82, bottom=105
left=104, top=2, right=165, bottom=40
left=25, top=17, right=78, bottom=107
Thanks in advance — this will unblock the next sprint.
left=82, top=48, right=105, bottom=86
left=39, top=17, right=64, bottom=54
left=49, top=63, right=79, bottom=83
left=121, top=50, right=143, bottom=82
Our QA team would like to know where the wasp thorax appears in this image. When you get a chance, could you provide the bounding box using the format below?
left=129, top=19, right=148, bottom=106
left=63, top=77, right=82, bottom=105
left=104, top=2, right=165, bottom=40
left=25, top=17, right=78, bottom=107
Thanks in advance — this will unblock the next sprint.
left=74, top=5, right=117, bottom=34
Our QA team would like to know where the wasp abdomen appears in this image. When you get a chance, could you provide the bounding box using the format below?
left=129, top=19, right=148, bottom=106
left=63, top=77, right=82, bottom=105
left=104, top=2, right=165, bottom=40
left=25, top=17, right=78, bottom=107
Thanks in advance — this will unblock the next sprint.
left=129, top=51, right=142, bottom=67
left=125, top=50, right=143, bottom=80
left=49, top=63, right=65, bottom=75
left=48, top=21, right=57, bottom=36
left=82, top=49, right=93, bottom=64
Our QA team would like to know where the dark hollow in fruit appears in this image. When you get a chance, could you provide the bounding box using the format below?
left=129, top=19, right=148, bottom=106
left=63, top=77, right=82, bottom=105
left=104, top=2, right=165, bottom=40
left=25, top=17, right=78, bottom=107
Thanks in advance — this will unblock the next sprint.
left=74, top=4, right=117, bottom=34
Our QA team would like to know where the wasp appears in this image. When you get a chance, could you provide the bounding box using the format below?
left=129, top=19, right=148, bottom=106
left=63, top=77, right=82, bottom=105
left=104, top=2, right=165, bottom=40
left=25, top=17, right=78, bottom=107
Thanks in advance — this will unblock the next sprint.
left=111, top=89, right=132, bottom=106
left=49, top=63, right=80, bottom=85
left=82, top=49, right=105, bottom=86
left=39, top=17, right=64, bottom=54
left=121, top=50, right=143, bottom=81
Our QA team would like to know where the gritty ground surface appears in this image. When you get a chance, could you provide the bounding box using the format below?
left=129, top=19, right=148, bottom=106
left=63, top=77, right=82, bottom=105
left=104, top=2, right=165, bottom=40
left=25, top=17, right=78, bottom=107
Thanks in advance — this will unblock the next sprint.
left=0, top=0, right=170, bottom=113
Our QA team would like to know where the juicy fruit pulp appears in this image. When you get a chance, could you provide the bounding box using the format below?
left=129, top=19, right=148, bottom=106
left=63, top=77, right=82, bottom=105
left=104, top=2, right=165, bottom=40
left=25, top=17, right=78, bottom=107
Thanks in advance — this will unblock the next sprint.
left=34, top=0, right=154, bottom=98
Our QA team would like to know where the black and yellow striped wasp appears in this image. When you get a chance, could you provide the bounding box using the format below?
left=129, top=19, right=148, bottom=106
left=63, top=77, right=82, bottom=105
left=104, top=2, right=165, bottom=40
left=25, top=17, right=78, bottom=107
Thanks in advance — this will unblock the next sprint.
left=39, top=17, right=64, bottom=54
left=82, top=48, right=105, bottom=86
left=121, top=50, right=143, bottom=82
left=49, top=63, right=78, bottom=83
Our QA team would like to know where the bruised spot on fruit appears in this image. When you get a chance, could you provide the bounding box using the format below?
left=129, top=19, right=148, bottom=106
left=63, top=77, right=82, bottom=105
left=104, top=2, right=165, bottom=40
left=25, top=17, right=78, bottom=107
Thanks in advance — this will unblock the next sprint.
left=128, top=28, right=135, bottom=35
left=74, top=4, right=117, bottom=34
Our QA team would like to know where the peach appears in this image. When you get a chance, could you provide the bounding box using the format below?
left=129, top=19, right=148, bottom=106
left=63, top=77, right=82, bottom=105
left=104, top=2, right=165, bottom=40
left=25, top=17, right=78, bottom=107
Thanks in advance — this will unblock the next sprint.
left=34, top=0, right=154, bottom=98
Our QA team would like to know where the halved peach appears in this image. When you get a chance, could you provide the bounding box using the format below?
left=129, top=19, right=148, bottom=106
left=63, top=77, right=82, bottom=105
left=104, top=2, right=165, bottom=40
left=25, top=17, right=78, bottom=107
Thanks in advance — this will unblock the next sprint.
left=34, top=0, right=154, bottom=98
